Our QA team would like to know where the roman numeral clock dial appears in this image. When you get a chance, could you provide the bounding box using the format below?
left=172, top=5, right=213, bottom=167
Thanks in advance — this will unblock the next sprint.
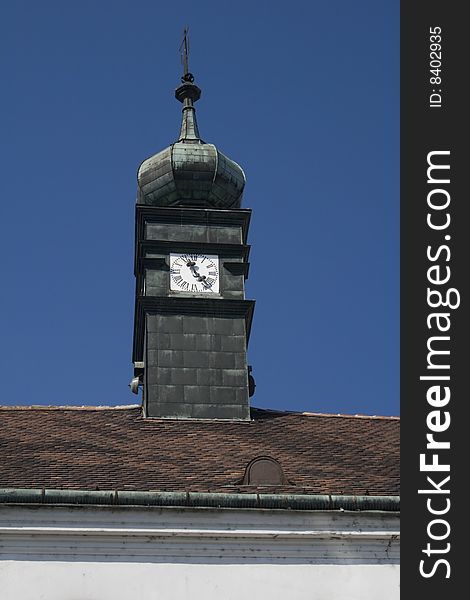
left=169, top=253, right=220, bottom=294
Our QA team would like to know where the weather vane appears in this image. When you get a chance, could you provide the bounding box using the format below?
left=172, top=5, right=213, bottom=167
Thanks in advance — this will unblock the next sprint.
left=179, top=26, right=194, bottom=83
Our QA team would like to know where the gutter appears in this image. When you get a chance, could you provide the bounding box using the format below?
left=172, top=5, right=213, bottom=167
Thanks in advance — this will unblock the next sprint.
left=0, top=488, right=400, bottom=512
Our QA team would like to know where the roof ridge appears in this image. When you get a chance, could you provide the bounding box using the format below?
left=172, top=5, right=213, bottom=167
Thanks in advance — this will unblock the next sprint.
left=251, top=407, right=399, bottom=420
left=0, top=405, right=399, bottom=419
left=300, top=411, right=400, bottom=421
left=0, top=404, right=141, bottom=411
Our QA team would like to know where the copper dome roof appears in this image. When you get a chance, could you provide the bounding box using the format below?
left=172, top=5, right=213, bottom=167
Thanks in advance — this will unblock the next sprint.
left=137, top=76, right=245, bottom=209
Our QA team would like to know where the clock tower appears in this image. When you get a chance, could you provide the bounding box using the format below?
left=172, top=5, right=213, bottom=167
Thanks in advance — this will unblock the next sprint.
left=132, top=44, right=254, bottom=420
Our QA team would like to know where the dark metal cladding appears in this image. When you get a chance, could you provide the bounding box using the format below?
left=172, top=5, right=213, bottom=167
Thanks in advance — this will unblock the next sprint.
left=137, top=75, right=245, bottom=209
left=132, top=203, right=253, bottom=420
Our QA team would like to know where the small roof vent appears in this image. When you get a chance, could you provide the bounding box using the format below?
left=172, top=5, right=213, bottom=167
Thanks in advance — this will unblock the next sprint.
left=242, top=456, right=286, bottom=486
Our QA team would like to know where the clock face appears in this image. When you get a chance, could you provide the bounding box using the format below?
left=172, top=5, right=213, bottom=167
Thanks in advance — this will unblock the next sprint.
left=169, top=253, right=220, bottom=294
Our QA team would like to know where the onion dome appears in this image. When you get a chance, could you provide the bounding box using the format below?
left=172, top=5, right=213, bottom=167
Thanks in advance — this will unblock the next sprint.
left=137, top=71, right=245, bottom=208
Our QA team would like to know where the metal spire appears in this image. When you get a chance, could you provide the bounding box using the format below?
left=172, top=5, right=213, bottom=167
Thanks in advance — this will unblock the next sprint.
left=180, top=26, right=190, bottom=80
left=175, top=27, right=202, bottom=142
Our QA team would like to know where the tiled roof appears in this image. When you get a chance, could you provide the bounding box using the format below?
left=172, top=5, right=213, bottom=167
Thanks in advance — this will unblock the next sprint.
left=0, top=405, right=399, bottom=496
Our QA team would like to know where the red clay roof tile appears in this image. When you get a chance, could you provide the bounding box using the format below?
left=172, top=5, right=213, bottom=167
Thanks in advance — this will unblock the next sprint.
left=0, top=405, right=399, bottom=496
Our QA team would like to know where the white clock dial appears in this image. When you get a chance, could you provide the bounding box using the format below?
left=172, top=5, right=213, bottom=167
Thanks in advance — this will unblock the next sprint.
left=169, top=253, right=220, bottom=294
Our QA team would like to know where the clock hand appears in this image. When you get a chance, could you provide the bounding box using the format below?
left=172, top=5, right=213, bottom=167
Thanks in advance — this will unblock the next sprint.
left=200, top=276, right=213, bottom=288
left=185, top=261, right=212, bottom=287
left=186, top=261, right=201, bottom=279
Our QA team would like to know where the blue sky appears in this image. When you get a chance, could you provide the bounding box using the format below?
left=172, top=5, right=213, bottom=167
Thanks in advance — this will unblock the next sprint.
left=0, top=1, right=399, bottom=415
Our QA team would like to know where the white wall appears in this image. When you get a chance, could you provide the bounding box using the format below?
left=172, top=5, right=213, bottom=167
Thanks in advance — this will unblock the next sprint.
left=1, top=561, right=399, bottom=600
left=0, top=504, right=399, bottom=600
